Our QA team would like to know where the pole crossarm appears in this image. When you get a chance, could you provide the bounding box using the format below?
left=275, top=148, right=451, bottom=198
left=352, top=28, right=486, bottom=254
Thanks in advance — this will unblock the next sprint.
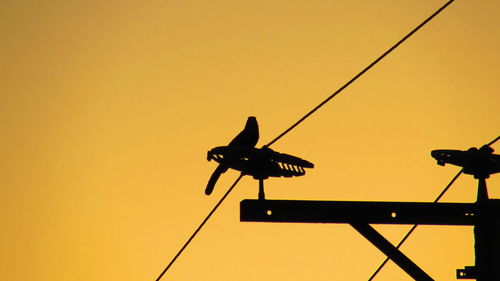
left=240, top=199, right=476, bottom=225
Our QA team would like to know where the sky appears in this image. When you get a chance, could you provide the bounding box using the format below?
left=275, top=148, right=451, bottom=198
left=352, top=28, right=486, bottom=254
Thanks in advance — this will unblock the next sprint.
left=1, top=0, right=499, bottom=280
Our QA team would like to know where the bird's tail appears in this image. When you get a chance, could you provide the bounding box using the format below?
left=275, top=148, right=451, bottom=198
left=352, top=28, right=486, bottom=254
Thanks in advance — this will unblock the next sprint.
left=205, top=165, right=228, bottom=195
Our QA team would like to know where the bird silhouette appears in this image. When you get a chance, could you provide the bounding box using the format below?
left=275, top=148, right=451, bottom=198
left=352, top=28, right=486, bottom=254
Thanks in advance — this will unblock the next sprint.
left=205, top=116, right=259, bottom=195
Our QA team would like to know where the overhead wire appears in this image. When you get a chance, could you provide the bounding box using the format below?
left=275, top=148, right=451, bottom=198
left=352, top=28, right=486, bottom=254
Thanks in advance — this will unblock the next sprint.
left=368, top=135, right=499, bottom=280
left=155, top=0, right=461, bottom=279
left=486, top=136, right=500, bottom=147
left=265, top=0, right=456, bottom=148
left=155, top=174, right=243, bottom=281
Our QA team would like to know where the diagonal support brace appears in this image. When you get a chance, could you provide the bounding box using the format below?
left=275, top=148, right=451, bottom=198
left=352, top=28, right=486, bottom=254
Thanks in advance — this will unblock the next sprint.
left=350, top=223, right=433, bottom=281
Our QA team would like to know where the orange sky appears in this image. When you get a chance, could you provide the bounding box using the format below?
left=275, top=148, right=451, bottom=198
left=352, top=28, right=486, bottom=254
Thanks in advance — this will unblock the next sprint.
left=1, top=0, right=499, bottom=280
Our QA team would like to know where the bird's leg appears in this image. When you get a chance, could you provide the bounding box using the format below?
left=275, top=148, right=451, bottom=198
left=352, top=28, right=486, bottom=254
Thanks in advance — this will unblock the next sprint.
left=258, top=179, right=266, bottom=200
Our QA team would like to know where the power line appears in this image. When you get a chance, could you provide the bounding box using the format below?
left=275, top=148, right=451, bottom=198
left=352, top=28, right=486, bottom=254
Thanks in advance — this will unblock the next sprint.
left=265, top=0, right=456, bottom=148
left=155, top=0, right=462, bottom=278
left=486, top=136, right=500, bottom=147
left=155, top=174, right=243, bottom=281
left=369, top=135, right=499, bottom=280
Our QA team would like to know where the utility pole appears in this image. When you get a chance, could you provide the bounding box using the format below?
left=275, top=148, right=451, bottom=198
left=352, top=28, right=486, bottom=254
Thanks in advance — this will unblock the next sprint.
left=240, top=146, right=500, bottom=280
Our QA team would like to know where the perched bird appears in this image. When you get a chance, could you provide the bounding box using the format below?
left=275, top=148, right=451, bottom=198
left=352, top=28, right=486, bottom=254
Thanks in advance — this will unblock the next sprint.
left=205, top=116, right=259, bottom=195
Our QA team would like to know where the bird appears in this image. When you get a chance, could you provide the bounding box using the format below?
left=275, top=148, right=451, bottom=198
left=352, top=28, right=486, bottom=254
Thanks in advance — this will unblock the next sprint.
left=205, top=116, right=259, bottom=195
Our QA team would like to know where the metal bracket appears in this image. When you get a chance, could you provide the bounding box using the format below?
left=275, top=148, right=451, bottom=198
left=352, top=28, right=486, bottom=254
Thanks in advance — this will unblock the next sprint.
left=457, top=266, right=476, bottom=279
left=350, top=223, right=433, bottom=281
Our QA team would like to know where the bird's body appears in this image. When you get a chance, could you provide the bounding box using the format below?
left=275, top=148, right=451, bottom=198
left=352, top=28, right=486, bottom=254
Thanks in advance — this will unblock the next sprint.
left=227, top=117, right=259, bottom=147
left=205, top=117, right=259, bottom=195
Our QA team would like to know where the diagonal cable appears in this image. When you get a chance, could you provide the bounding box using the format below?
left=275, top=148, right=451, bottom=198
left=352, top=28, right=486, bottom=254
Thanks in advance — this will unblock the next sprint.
left=154, top=0, right=485, bottom=278
left=486, top=136, right=500, bottom=147
left=155, top=174, right=244, bottom=281
left=265, top=0, right=455, bottom=148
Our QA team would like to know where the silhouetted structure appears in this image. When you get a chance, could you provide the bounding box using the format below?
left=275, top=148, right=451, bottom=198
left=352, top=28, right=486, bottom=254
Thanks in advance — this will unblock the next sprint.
left=432, top=145, right=500, bottom=280
left=206, top=117, right=314, bottom=199
left=241, top=145, right=500, bottom=281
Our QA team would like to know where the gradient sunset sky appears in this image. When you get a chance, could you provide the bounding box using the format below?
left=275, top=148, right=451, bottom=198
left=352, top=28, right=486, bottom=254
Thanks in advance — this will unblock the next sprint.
left=1, top=0, right=499, bottom=280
